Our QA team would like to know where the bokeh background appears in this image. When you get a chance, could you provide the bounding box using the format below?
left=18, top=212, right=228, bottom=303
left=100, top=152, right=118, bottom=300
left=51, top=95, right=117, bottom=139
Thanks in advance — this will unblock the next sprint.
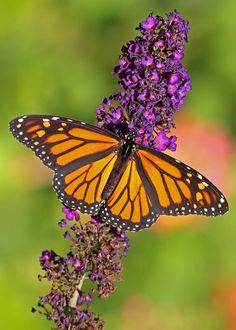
left=1, top=1, right=236, bottom=329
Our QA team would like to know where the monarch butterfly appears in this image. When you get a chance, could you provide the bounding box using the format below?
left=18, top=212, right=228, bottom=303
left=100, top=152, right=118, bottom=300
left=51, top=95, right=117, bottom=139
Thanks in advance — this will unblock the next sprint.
left=9, top=115, right=228, bottom=232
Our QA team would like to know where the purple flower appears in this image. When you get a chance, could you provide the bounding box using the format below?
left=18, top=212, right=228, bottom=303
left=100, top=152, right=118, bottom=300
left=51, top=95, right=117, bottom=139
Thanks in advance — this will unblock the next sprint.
left=77, top=295, right=85, bottom=304
left=119, top=58, right=129, bottom=69
left=142, top=56, right=154, bottom=67
left=155, top=40, right=165, bottom=49
left=169, top=73, right=179, bottom=84
left=62, top=206, right=80, bottom=221
left=85, top=294, right=92, bottom=303
left=144, top=109, right=155, bottom=121
left=172, top=51, right=184, bottom=62
left=138, top=90, right=148, bottom=101
left=58, top=219, right=69, bottom=228
left=156, top=62, right=165, bottom=71
left=168, top=135, right=177, bottom=151
left=154, top=132, right=170, bottom=151
left=124, top=74, right=140, bottom=87
left=167, top=84, right=178, bottom=95
left=101, top=276, right=107, bottom=284
left=90, top=272, right=99, bottom=281
left=171, top=95, right=179, bottom=105
left=74, top=259, right=83, bottom=270
left=140, top=15, right=159, bottom=31
left=178, top=87, right=187, bottom=99
left=150, top=91, right=157, bottom=100
left=40, top=250, right=52, bottom=261
left=112, top=108, right=124, bottom=123
left=39, top=250, right=56, bottom=270
left=79, top=311, right=88, bottom=321
left=150, top=71, right=159, bottom=82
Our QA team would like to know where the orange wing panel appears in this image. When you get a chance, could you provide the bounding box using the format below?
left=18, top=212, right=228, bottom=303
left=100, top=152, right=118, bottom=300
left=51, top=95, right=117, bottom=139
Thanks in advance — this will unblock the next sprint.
left=164, top=175, right=182, bottom=204
left=139, top=150, right=181, bottom=178
left=69, top=128, right=118, bottom=144
left=120, top=202, right=132, bottom=221
left=56, top=142, right=115, bottom=166
left=74, top=183, right=87, bottom=200
left=45, top=134, right=69, bottom=143
left=51, top=139, right=83, bottom=155
left=138, top=153, right=170, bottom=208
left=65, top=165, right=90, bottom=184
left=27, top=125, right=41, bottom=133
left=177, top=181, right=191, bottom=200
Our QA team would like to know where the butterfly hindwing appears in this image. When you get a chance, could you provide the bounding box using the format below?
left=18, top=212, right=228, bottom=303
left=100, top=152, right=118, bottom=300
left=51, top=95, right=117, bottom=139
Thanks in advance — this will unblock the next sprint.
left=54, top=151, right=119, bottom=213
left=99, top=157, right=159, bottom=231
left=136, top=146, right=229, bottom=217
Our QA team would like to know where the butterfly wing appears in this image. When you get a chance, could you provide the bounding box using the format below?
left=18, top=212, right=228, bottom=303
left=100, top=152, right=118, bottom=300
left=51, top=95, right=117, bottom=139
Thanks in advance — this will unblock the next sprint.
left=99, top=157, right=159, bottom=231
left=136, top=146, right=229, bottom=217
left=9, top=115, right=121, bottom=213
left=10, top=115, right=229, bottom=230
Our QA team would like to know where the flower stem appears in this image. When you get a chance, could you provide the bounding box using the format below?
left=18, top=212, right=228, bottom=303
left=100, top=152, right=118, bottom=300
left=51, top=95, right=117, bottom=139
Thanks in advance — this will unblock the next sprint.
left=69, top=273, right=87, bottom=308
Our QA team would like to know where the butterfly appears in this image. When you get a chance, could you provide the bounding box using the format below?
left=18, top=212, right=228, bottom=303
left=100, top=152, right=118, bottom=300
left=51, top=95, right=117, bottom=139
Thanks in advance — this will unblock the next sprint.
left=9, top=115, right=229, bottom=232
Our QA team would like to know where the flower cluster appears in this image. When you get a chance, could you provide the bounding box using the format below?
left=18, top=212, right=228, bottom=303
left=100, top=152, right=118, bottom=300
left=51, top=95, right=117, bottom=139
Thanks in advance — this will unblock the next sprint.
left=97, top=11, right=191, bottom=151
left=34, top=207, right=129, bottom=329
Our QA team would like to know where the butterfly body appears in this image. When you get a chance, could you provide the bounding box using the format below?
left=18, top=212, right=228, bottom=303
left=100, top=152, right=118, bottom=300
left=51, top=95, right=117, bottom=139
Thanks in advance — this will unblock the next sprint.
left=102, top=131, right=136, bottom=199
left=121, top=131, right=137, bottom=159
left=9, top=115, right=229, bottom=232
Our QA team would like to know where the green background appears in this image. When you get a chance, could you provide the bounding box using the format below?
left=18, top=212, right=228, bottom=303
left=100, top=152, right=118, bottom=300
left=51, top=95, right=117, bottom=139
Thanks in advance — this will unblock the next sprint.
left=1, top=1, right=236, bottom=329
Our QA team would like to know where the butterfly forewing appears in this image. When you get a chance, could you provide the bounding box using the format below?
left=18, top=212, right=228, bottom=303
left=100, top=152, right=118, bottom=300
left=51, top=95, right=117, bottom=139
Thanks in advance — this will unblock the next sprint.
left=10, top=115, right=121, bottom=214
left=9, top=115, right=120, bottom=170
left=136, top=146, right=229, bottom=217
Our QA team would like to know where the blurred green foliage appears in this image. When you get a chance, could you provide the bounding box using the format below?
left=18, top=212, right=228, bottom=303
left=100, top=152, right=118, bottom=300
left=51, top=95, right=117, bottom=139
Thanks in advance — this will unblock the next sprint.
left=1, top=1, right=236, bottom=329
